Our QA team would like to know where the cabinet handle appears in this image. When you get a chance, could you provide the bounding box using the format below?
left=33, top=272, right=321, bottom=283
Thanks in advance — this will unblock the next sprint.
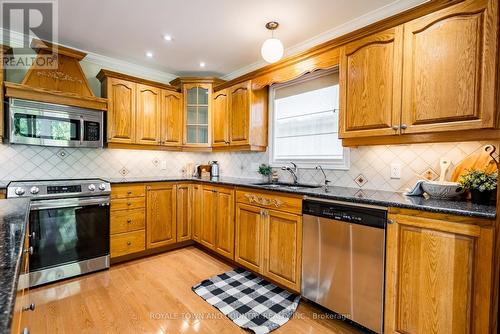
left=127, top=191, right=132, bottom=195
left=392, top=125, right=399, bottom=131
left=388, top=219, right=394, bottom=224
left=127, top=241, right=132, bottom=246
left=400, top=124, right=407, bottom=130
left=25, top=247, right=33, bottom=255
left=127, top=202, right=132, bottom=206
left=29, top=232, right=35, bottom=239
left=22, top=328, right=29, bottom=334
left=127, top=219, right=132, bottom=224
left=23, top=303, right=36, bottom=312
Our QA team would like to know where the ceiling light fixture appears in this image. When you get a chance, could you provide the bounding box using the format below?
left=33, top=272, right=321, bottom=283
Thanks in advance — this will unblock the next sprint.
left=146, top=51, right=154, bottom=58
left=163, top=34, right=172, bottom=41
left=199, top=62, right=206, bottom=68
left=261, top=21, right=284, bottom=63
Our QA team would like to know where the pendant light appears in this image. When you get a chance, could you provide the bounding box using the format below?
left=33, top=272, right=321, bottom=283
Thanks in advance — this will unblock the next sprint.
left=261, top=21, right=284, bottom=63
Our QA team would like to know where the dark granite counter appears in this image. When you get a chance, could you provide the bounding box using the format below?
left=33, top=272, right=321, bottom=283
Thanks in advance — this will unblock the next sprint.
left=0, top=198, right=30, bottom=333
left=108, top=176, right=496, bottom=220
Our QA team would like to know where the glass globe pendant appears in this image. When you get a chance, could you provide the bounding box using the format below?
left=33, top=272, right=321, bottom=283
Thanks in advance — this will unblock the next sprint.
left=261, top=21, right=284, bottom=63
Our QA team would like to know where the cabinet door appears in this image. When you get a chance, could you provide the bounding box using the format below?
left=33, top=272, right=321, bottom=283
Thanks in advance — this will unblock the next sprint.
left=191, top=184, right=202, bottom=241
left=384, top=213, right=494, bottom=333
left=229, top=82, right=250, bottom=145
left=184, top=84, right=212, bottom=146
left=136, top=84, right=161, bottom=145
left=161, top=90, right=183, bottom=146
left=107, top=78, right=136, bottom=143
left=146, top=184, right=176, bottom=248
left=339, top=26, right=403, bottom=138
left=200, top=186, right=217, bottom=249
left=235, top=203, right=263, bottom=273
left=176, top=184, right=191, bottom=242
left=212, top=90, right=229, bottom=147
left=215, top=188, right=235, bottom=259
left=401, top=0, right=498, bottom=133
left=263, top=210, right=302, bottom=291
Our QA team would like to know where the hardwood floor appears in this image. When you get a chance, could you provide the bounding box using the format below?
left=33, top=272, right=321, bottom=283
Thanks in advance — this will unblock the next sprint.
left=28, top=246, right=365, bottom=334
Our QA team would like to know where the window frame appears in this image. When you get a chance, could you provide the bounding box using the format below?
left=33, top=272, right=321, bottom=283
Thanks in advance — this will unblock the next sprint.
left=268, top=68, right=350, bottom=170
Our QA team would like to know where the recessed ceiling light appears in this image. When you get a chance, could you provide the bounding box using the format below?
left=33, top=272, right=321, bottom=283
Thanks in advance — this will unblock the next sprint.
left=163, top=34, right=172, bottom=41
left=199, top=62, right=206, bottom=68
left=146, top=51, right=154, bottom=58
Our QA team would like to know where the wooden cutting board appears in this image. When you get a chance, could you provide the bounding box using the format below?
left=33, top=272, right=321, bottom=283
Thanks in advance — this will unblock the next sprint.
left=451, top=145, right=498, bottom=182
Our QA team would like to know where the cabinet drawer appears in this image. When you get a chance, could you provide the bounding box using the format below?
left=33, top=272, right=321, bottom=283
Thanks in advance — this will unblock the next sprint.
left=111, top=184, right=145, bottom=199
left=111, top=197, right=145, bottom=211
left=110, top=230, right=145, bottom=258
left=236, top=189, right=302, bottom=214
left=110, top=209, right=145, bottom=234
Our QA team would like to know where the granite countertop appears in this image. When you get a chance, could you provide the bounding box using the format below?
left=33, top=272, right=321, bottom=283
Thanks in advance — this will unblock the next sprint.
left=108, top=176, right=496, bottom=220
left=0, top=198, right=30, bottom=333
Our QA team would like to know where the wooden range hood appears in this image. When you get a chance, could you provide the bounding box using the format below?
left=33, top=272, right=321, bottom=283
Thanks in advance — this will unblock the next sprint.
left=4, top=39, right=107, bottom=110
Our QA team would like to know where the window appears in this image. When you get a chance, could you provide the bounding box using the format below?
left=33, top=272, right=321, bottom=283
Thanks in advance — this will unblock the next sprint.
left=269, top=69, right=349, bottom=169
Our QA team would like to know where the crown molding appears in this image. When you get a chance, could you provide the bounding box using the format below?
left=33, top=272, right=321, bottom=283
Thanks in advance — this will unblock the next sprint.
left=1, top=28, right=177, bottom=84
left=221, top=0, right=428, bottom=80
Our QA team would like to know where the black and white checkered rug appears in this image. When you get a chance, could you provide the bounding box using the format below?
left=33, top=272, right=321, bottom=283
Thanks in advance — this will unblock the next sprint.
left=192, top=268, right=301, bottom=334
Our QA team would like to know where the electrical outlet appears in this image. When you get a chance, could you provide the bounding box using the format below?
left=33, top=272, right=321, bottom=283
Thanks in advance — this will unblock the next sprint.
left=251, top=162, right=260, bottom=170
left=161, top=160, right=167, bottom=170
left=390, top=163, right=401, bottom=179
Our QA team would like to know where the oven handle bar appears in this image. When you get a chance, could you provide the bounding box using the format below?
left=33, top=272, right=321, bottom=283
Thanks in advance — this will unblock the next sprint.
left=30, top=196, right=110, bottom=211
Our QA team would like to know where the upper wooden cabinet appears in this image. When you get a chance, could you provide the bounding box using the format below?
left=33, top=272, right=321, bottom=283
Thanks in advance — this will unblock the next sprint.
left=339, top=26, right=403, bottom=138
left=146, top=183, right=177, bottom=249
left=136, top=84, right=161, bottom=145
left=212, top=80, right=269, bottom=151
left=212, top=89, right=229, bottom=147
left=385, top=209, right=495, bottom=334
left=401, top=0, right=498, bottom=134
left=104, top=77, right=137, bottom=144
left=161, top=90, right=183, bottom=147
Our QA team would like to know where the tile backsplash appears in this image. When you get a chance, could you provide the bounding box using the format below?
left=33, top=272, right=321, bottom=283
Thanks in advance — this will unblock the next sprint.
left=0, top=141, right=496, bottom=192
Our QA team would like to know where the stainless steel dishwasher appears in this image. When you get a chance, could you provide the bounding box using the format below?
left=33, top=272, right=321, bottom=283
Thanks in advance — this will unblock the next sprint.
left=301, top=197, right=387, bottom=334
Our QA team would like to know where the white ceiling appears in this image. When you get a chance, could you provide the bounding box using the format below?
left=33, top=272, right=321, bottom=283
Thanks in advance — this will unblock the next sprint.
left=45, top=0, right=427, bottom=78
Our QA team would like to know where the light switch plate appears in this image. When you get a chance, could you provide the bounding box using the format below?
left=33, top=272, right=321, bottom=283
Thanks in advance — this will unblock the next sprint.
left=390, top=163, right=401, bottom=179
left=161, top=160, right=167, bottom=170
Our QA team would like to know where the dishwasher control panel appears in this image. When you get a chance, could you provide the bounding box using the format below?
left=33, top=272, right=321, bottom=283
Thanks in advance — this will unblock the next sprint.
left=303, top=199, right=387, bottom=229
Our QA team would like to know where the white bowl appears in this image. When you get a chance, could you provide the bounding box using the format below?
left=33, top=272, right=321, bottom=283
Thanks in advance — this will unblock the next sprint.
left=421, top=181, right=465, bottom=199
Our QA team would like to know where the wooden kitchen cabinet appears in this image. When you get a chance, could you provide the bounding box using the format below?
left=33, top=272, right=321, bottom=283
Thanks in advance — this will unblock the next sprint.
left=136, top=84, right=161, bottom=145
left=176, top=183, right=191, bottom=242
left=263, top=210, right=302, bottom=291
left=235, top=203, right=264, bottom=273
left=161, top=90, right=183, bottom=147
left=103, top=77, right=136, bottom=144
left=385, top=209, right=495, bottom=334
left=200, top=186, right=217, bottom=249
left=400, top=0, right=498, bottom=134
left=146, top=183, right=177, bottom=248
left=212, top=80, right=268, bottom=151
left=212, top=89, right=229, bottom=147
left=214, top=187, right=235, bottom=259
left=339, top=26, right=403, bottom=138
left=191, top=183, right=203, bottom=241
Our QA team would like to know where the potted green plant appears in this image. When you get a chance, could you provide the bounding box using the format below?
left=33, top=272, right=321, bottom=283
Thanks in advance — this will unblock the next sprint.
left=458, top=169, right=498, bottom=205
left=258, top=164, right=273, bottom=182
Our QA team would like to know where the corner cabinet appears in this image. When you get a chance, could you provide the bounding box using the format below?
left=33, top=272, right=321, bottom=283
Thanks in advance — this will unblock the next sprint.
left=212, top=80, right=268, bottom=151
left=339, top=0, right=499, bottom=144
left=385, top=209, right=495, bottom=334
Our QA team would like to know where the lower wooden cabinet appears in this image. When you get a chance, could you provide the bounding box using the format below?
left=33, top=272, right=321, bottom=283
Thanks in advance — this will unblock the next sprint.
left=200, top=186, right=217, bottom=249
left=192, top=183, right=203, bottom=241
left=146, top=183, right=177, bottom=248
left=176, top=184, right=192, bottom=242
left=235, top=189, right=303, bottom=291
left=385, top=209, right=495, bottom=334
left=110, top=230, right=146, bottom=258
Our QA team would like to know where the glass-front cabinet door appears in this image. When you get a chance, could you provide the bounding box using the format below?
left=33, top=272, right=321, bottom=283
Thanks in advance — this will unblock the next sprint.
left=184, top=84, right=211, bottom=146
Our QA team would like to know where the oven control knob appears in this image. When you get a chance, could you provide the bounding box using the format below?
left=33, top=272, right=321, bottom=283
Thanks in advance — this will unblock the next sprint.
left=15, top=187, right=25, bottom=196
left=98, top=183, right=106, bottom=191
left=30, top=186, right=39, bottom=195
left=88, top=184, right=96, bottom=191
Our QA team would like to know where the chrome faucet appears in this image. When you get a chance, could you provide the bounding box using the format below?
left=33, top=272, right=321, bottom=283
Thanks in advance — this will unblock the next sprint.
left=281, top=162, right=298, bottom=184
left=316, top=165, right=331, bottom=189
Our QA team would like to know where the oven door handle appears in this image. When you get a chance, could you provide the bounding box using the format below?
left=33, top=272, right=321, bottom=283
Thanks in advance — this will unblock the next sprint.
left=30, top=196, right=110, bottom=211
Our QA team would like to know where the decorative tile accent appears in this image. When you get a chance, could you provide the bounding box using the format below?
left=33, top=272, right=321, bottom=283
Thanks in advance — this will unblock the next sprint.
left=119, top=167, right=129, bottom=176
left=421, top=168, right=438, bottom=181
left=56, top=149, right=69, bottom=158
left=354, top=174, right=368, bottom=187
left=152, top=158, right=160, bottom=167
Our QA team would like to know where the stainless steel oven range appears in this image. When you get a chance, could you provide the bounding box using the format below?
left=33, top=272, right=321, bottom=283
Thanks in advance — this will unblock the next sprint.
left=7, top=179, right=111, bottom=287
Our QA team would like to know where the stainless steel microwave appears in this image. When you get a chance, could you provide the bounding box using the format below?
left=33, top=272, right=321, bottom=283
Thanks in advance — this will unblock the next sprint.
left=8, top=98, right=104, bottom=148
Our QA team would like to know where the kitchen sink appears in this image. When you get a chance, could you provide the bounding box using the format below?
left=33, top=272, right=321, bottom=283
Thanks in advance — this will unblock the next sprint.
left=254, top=182, right=322, bottom=189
